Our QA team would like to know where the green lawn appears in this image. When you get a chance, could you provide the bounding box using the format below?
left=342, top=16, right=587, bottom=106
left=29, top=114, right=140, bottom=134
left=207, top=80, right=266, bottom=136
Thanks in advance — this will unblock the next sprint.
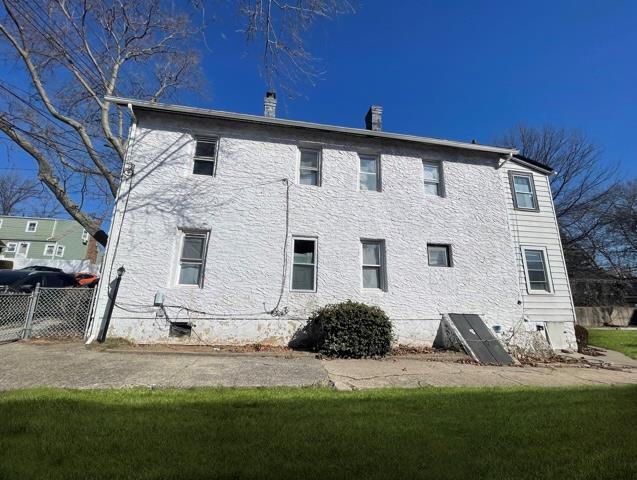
left=588, top=328, right=637, bottom=359
left=1, top=387, right=636, bottom=480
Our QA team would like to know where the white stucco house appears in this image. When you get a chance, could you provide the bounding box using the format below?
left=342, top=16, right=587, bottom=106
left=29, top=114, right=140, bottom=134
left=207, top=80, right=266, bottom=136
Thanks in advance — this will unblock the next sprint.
left=87, top=93, right=576, bottom=350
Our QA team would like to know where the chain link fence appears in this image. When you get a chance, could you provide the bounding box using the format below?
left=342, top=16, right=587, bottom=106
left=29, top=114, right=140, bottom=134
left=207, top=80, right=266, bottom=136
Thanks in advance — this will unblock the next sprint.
left=0, top=287, right=94, bottom=342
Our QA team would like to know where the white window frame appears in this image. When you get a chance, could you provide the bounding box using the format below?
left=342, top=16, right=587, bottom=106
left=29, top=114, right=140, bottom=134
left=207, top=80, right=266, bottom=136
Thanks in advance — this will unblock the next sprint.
left=509, top=171, right=539, bottom=212
left=0, top=219, right=3, bottom=229
left=290, top=237, right=318, bottom=292
left=6, top=242, right=17, bottom=253
left=192, top=137, right=219, bottom=177
left=55, top=245, right=65, bottom=257
left=44, top=244, right=56, bottom=256
left=361, top=239, right=386, bottom=291
left=427, top=244, right=453, bottom=267
left=520, top=245, right=553, bottom=294
left=297, top=148, right=322, bottom=187
left=359, top=154, right=381, bottom=192
left=422, top=160, right=445, bottom=197
left=25, top=221, right=38, bottom=233
left=176, top=230, right=209, bottom=288
left=81, top=230, right=89, bottom=242
left=16, top=242, right=30, bottom=258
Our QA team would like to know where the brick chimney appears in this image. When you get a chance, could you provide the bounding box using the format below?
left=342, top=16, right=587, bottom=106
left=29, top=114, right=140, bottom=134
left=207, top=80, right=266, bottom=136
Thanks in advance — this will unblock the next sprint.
left=264, top=91, right=277, bottom=118
left=365, top=105, right=383, bottom=131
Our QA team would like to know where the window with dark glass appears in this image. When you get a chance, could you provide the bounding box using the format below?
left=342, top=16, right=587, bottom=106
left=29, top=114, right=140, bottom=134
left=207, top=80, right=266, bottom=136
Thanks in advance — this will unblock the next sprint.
left=292, top=238, right=316, bottom=291
left=427, top=244, right=452, bottom=267
left=193, top=138, right=217, bottom=176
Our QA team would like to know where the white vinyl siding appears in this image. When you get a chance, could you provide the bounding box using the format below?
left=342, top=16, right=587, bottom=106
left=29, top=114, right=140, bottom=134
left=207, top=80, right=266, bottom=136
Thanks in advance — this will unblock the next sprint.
left=501, top=163, right=575, bottom=324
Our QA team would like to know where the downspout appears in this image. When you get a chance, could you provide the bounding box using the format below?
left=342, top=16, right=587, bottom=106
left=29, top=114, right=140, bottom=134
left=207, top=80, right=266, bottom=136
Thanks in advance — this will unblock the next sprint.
left=86, top=103, right=137, bottom=344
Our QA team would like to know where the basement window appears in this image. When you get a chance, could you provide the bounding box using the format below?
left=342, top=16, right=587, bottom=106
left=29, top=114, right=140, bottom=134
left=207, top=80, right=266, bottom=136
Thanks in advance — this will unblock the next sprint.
left=193, top=138, right=218, bottom=176
left=169, top=322, right=192, bottom=338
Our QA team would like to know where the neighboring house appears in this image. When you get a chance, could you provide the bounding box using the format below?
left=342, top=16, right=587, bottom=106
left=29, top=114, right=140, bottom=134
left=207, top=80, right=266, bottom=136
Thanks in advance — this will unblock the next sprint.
left=88, top=94, right=576, bottom=350
left=0, top=215, right=98, bottom=270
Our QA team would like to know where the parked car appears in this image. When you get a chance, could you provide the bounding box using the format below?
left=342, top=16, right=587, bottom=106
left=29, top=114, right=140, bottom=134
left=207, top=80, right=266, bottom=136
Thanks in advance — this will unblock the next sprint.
left=0, top=270, right=77, bottom=292
left=74, top=273, right=99, bottom=288
left=20, top=266, right=63, bottom=272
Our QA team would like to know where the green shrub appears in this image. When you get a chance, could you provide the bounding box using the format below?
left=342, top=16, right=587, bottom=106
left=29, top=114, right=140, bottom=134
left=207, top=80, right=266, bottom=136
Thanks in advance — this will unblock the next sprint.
left=308, top=300, right=393, bottom=358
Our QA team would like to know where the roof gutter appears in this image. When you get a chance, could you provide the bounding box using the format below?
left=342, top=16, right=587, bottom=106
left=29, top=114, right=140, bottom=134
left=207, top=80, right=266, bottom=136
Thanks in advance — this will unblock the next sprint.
left=105, top=96, right=518, bottom=156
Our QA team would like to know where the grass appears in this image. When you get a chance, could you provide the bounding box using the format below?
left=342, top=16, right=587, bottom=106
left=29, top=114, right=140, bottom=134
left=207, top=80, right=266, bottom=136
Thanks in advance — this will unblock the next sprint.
left=1, top=386, right=636, bottom=480
left=588, top=328, right=637, bottom=359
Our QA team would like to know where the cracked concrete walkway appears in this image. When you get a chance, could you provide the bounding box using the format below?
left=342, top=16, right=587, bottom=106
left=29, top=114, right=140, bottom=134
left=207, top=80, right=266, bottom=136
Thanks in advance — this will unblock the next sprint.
left=322, top=357, right=637, bottom=390
left=0, top=342, right=635, bottom=391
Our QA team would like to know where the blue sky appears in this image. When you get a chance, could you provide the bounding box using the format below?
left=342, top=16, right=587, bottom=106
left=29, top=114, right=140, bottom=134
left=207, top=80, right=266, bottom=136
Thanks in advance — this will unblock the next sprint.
left=204, top=0, right=637, bottom=177
left=1, top=0, right=636, bottom=216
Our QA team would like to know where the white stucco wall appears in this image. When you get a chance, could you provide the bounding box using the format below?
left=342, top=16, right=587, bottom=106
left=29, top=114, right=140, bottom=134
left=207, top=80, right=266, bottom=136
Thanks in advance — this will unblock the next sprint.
left=90, top=111, right=540, bottom=346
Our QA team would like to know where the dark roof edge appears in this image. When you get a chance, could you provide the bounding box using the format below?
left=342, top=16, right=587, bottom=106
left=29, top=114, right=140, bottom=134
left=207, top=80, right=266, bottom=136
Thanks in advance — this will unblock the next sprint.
left=511, top=154, right=554, bottom=174
left=106, top=96, right=519, bottom=156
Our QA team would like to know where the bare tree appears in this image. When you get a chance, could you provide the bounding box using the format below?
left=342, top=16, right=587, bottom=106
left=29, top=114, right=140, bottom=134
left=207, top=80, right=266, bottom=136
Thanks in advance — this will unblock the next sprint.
left=0, top=0, right=352, bottom=246
left=0, top=172, right=40, bottom=215
left=237, top=0, right=354, bottom=94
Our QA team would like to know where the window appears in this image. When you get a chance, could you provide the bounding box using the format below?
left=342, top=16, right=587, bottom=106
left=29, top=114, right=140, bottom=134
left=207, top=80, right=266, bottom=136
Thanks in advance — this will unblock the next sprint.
left=0, top=219, right=3, bottom=229
left=25, top=221, right=38, bottom=233
left=509, top=171, right=538, bottom=211
left=362, top=240, right=385, bottom=289
left=423, top=161, right=444, bottom=196
left=178, top=231, right=208, bottom=286
left=522, top=247, right=552, bottom=293
left=291, top=238, right=317, bottom=291
left=6, top=242, right=17, bottom=253
left=55, top=245, right=65, bottom=257
left=16, top=242, right=29, bottom=257
left=359, top=154, right=380, bottom=192
left=192, top=138, right=217, bottom=176
left=81, top=230, right=89, bottom=242
left=427, top=244, right=452, bottom=267
left=298, top=148, right=321, bottom=186
left=44, top=244, right=56, bottom=256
